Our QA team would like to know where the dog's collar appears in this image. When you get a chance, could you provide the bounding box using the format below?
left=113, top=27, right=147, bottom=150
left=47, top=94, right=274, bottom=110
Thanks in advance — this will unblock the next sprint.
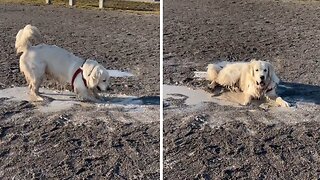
left=71, top=68, right=87, bottom=92
left=266, top=87, right=273, bottom=93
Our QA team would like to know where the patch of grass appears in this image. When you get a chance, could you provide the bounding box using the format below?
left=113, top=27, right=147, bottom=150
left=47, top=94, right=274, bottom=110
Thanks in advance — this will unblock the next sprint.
left=0, top=0, right=160, bottom=13
left=0, top=0, right=45, bottom=5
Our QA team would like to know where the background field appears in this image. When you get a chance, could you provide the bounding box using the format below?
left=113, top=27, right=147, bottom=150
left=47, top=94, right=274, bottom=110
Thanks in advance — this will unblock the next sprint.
left=0, top=0, right=160, bottom=12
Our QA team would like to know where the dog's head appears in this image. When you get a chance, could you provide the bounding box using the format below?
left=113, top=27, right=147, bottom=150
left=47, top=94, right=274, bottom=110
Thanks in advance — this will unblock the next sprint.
left=82, top=59, right=110, bottom=92
left=249, top=59, right=279, bottom=89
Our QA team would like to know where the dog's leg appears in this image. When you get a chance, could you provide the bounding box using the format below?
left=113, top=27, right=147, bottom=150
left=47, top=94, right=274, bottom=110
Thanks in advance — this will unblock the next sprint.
left=22, top=61, right=45, bottom=101
left=78, top=89, right=101, bottom=103
left=20, top=67, right=32, bottom=90
left=265, top=95, right=290, bottom=107
left=265, top=88, right=290, bottom=107
left=23, top=71, right=43, bottom=101
left=92, top=89, right=104, bottom=100
left=29, top=79, right=44, bottom=101
left=241, top=93, right=252, bottom=106
left=275, top=97, right=290, bottom=107
left=207, top=64, right=220, bottom=90
left=208, top=81, right=216, bottom=89
left=85, top=94, right=101, bottom=103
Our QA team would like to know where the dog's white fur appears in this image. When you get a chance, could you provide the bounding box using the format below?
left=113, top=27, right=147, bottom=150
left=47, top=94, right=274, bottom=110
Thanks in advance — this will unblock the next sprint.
left=207, top=59, right=289, bottom=107
left=16, top=24, right=110, bottom=102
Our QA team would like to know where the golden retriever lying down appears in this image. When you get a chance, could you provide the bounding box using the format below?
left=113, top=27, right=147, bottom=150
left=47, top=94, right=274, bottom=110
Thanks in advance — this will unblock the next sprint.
left=207, top=59, right=289, bottom=107
left=15, top=25, right=110, bottom=102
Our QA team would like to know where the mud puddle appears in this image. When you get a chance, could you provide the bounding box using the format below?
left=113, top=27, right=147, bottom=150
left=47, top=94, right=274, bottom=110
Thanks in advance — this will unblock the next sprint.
left=163, top=83, right=320, bottom=125
left=163, top=83, right=320, bottom=108
left=0, top=87, right=159, bottom=113
left=163, top=84, right=239, bottom=107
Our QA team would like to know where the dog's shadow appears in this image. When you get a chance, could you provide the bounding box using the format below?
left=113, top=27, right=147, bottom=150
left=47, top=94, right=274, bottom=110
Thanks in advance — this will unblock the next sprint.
left=277, top=82, right=320, bottom=105
left=40, top=93, right=160, bottom=106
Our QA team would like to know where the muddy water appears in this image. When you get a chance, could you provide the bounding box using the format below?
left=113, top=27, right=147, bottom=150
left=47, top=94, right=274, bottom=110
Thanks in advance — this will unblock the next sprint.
left=0, top=87, right=159, bottom=113
left=164, top=83, right=320, bottom=125
left=163, top=84, right=285, bottom=108
left=163, top=84, right=239, bottom=106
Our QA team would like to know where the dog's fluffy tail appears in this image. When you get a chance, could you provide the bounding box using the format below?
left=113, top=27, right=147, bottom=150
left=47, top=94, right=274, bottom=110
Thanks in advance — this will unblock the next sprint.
left=207, top=64, right=222, bottom=82
left=15, top=24, right=42, bottom=54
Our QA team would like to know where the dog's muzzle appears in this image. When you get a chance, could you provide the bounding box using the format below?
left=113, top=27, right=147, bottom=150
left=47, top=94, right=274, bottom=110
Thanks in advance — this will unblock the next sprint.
left=256, top=81, right=266, bottom=88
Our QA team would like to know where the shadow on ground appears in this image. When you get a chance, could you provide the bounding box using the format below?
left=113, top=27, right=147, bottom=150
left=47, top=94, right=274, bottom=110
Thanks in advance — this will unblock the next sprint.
left=40, top=93, right=160, bottom=106
left=278, top=82, right=320, bottom=105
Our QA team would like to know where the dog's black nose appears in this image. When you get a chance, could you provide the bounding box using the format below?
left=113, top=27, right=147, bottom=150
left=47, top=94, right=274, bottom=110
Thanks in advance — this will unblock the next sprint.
left=260, top=75, right=265, bottom=80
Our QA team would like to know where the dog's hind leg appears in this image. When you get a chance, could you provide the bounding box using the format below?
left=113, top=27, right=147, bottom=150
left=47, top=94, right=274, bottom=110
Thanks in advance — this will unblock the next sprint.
left=29, top=78, right=44, bottom=101
left=26, top=66, right=45, bottom=101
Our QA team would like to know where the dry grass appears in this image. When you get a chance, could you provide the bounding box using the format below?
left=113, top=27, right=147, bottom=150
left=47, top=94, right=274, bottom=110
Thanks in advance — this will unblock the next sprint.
left=0, top=0, right=160, bottom=12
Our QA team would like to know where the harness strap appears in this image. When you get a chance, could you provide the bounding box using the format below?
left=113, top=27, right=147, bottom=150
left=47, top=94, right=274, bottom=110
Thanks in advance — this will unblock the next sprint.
left=71, top=68, right=87, bottom=92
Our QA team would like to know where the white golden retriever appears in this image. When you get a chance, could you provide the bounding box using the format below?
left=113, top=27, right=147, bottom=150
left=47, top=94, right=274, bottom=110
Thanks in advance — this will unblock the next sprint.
left=15, top=24, right=110, bottom=102
left=207, top=59, right=289, bottom=107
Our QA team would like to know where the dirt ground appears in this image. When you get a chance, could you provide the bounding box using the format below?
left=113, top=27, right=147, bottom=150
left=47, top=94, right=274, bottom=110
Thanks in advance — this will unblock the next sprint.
left=0, top=4, right=159, bottom=179
left=164, top=0, right=320, bottom=179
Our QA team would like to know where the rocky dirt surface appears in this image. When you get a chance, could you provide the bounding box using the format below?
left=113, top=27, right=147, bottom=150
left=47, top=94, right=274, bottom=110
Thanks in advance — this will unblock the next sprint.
left=164, top=0, right=320, bottom=179
left=0, top=4, right=159, bottom=179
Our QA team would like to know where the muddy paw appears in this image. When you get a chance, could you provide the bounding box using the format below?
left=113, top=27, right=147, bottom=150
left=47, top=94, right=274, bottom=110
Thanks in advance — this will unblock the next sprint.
left=276, top=97, right=290, bottom=107
left=208, top=81, right=216, bottom=89
left=30, top=95, right=44, bottom=102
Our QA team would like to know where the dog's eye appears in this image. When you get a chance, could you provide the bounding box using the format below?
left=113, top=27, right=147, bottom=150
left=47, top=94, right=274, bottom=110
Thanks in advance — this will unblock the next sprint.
left=264, top=69, right=267, bottom=72
left=255, top=69, right=259, bottom=71
left=103, top=79, right=106, bottom=82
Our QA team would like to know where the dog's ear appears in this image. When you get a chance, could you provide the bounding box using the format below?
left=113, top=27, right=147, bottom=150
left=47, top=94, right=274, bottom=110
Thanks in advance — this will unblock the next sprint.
left=249, top=60, right=256, bottom=77
left=86, top=66, right=101, bottom=88
left=92, top=69, right=103, bottom=80
left=82, top=59, right=96, bottom=77
left=267, top=62, right=280, bottom=84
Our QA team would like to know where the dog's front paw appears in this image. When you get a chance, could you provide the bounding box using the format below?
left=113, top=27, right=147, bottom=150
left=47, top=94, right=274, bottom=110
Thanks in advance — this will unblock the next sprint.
left=276, top=97, right=290, bottom=107
left=241, top=94, right=252, bottom=106
left=96, top=96, right=107, bottom=103
left=241, top=101, right=250, bottom=106
left=208, top=81, right=216, bottom=89
left=90, top=96, right=105, bottom=103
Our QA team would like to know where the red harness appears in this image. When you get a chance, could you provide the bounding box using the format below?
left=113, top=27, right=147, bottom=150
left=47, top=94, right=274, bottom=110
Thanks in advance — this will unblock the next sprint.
left=71, top=68, right=87, bottom=92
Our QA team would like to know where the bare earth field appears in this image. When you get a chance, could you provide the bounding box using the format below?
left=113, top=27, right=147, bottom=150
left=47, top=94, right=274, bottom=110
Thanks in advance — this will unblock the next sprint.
left=0, top=4, right=159, bottom=179
left=164, top=0, right=320, bottom=179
